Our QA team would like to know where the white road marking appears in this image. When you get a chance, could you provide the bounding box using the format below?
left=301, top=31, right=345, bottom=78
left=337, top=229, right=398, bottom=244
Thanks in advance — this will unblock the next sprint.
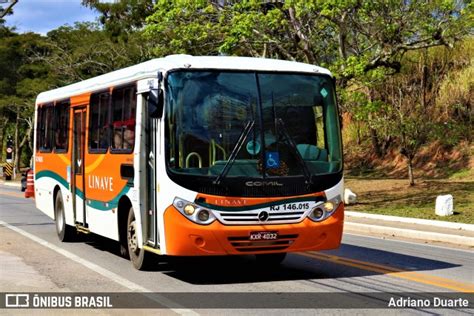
left=0, top=219, right=198, bottom=315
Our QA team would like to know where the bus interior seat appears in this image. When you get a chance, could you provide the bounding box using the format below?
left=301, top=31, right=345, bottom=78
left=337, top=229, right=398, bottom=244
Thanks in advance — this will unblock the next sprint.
left=297, top=144, right=328, bottom=161
left=209, top=160, right=260, bottom=177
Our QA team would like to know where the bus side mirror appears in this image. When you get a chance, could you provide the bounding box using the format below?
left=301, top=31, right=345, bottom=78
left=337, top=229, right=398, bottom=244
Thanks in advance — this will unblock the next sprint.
left=148, top=89, right=163, bottom=119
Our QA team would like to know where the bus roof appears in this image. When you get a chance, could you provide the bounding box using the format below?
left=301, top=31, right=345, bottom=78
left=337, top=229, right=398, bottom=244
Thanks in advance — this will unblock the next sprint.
left=36, top=55, right=332, bottom=104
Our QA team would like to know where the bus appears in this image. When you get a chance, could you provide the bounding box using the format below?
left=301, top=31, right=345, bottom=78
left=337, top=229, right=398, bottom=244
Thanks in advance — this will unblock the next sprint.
left=33, top=55, right=344, bottom=270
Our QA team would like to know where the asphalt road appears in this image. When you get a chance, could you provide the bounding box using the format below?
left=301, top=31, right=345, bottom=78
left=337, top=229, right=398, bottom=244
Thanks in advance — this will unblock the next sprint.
left=0, top=184, right=473, bottom=314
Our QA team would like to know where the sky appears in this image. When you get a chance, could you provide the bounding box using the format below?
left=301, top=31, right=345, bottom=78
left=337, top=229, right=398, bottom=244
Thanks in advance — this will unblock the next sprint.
left=3, top=0, right=101, bottom=35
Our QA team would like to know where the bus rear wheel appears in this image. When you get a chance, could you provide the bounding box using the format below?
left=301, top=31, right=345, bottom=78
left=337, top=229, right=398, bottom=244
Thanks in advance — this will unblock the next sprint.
left=127, top=207, right=156, bottom=270
left=55, top=191, right=76, bottom=242
left=255, top=253, right=287, bottom=265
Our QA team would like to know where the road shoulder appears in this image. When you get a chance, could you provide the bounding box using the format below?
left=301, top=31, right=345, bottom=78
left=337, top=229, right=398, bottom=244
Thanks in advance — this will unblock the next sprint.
left=345, top=210, right=474, bottom=249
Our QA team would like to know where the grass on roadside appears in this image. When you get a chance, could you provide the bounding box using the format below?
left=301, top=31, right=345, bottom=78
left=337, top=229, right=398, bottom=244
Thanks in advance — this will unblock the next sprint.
left=345, top=178, right=474, bottom=224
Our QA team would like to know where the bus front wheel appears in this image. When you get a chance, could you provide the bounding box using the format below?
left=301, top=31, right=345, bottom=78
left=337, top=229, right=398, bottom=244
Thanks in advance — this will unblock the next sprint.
left=127, top=207, right=156, bottom=270
left=55, top=191, right=76, bottom=242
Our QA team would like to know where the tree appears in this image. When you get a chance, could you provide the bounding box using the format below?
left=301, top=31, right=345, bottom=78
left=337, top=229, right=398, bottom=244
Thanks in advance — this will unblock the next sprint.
left=1, top=19, right=152, bottom=173
left=0, top=0, right=18, bottom=19
left=144, top=1, right=226, bottom=56
left=0, top=30, right=49, bottom=171
left=0, top=29, right=46, bottom=172
left=144, top=0, right=473, bottom=81
left=30, top=23, right=149, bottom=86
left=370, top=45, right=466, bottom=185
left=82, top=0, right=155, bottom=42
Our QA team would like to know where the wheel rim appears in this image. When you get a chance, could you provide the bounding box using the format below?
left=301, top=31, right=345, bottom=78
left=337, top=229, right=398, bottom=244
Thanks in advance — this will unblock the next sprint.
left=128, top=220, right=138, bottom=254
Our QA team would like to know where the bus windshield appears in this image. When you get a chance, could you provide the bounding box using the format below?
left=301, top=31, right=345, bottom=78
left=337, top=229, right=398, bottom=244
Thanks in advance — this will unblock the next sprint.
left=165, top=70, right=342, bottom=190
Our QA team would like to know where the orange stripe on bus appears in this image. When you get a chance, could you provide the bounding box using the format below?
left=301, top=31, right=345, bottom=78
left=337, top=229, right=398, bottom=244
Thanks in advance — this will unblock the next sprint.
left=196, top=191, right=326, bottom=207
left=70, top=93, right=90, bottom=107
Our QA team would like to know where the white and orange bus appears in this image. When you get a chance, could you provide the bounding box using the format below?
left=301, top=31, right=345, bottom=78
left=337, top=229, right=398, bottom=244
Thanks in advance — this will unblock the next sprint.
left=33, top=55, right=344, bottom=269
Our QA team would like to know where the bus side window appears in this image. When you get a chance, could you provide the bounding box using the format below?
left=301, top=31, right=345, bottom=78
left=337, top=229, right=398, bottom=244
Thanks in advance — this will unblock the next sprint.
left=111, top=85, right=136, bottom=152
left=54, top=99, right=70, bottom=152
left=38, top=103, right=54, bottom=152
left=89, top=91, right=110, bottom=153
left=36, top=106, right=43, bottom=151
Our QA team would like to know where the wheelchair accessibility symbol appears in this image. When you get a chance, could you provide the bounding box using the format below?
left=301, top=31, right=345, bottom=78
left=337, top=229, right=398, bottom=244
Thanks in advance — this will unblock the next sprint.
left=265, top=152, right=280, bottom=169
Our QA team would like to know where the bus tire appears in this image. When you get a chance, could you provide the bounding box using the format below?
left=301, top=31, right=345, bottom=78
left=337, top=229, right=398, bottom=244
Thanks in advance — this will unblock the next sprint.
left=55, top=191, right=76, bottom=242
left=255, top=253, right=287, bottom=265
left=127, top=207, right=156, bottom=270
left=119, top=240, right=129, bottom=258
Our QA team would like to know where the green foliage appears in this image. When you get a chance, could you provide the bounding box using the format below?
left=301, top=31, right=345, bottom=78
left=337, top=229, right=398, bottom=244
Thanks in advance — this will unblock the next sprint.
left=143, top=0, right=473, bottom=83
left=82, top=0, right=155, bottom=42
left=144, top=1, right=224, bottom=56
left=0, top=25, right=41, bottom=167
left=0, top=28, right=46, bottom=115
left=346, top=38, right=472, bottom=184
left=38, top=22, right=148, bottom=85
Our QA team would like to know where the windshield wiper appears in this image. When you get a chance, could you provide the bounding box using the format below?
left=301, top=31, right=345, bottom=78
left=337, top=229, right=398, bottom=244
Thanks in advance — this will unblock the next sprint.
left=213, top=120, right=255, bottom=185
left=276, top=118, right=312, bottom=184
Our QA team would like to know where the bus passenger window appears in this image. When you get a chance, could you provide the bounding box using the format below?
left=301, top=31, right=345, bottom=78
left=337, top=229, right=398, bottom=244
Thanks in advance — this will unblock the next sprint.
left=36, top=107, right=43, bottom=151
left=111, top=85, right=136, bottom=152
left=89, top=91, right=110, bottom=153
left=54, top=99, right=70, bottom=152
left=38, top=103, right=54, bottom=152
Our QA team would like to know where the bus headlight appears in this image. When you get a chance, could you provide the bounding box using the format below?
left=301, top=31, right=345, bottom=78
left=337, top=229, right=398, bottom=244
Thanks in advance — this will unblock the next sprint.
left=175, top=200, right=185, bottom=209
left=197, top=209, right=210, bottom=222
left=184, top=204, right=195, bottom=215
left=310, top=207, right=325, bottom=221
left=173, top=197, right=216, bottom=225
left=323, top=201, right=335, bottom=212
left=308, top=195, right=341, bottom=222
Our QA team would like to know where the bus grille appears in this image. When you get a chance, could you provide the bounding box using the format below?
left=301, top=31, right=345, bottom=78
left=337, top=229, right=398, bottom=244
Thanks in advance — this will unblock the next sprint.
left=227, top=234, right=298, bottom=252
left=216, top=211, right=306, bottom=225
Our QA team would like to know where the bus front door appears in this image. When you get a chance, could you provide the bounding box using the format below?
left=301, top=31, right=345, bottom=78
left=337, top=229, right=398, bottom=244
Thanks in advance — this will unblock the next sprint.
left=72, top=107, right=87, bottom=228
left=146, top=97, right=159, bottom=247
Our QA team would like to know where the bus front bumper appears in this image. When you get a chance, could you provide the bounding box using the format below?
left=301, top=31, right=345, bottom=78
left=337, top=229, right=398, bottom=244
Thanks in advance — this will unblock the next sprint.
left=162, top=203, right=344, bottom=256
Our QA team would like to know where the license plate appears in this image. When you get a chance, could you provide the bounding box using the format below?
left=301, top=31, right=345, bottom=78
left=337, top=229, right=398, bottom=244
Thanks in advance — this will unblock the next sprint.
left=250, top=231, right=278, bottom=241
left=269, top=202, right=312, bottom=212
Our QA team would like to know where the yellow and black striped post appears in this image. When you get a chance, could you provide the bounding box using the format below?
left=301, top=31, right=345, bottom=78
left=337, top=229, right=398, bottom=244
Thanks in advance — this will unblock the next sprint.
left=4, top=162, right=13, bottom=180
left=5, top=136, right=14, bottom=180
